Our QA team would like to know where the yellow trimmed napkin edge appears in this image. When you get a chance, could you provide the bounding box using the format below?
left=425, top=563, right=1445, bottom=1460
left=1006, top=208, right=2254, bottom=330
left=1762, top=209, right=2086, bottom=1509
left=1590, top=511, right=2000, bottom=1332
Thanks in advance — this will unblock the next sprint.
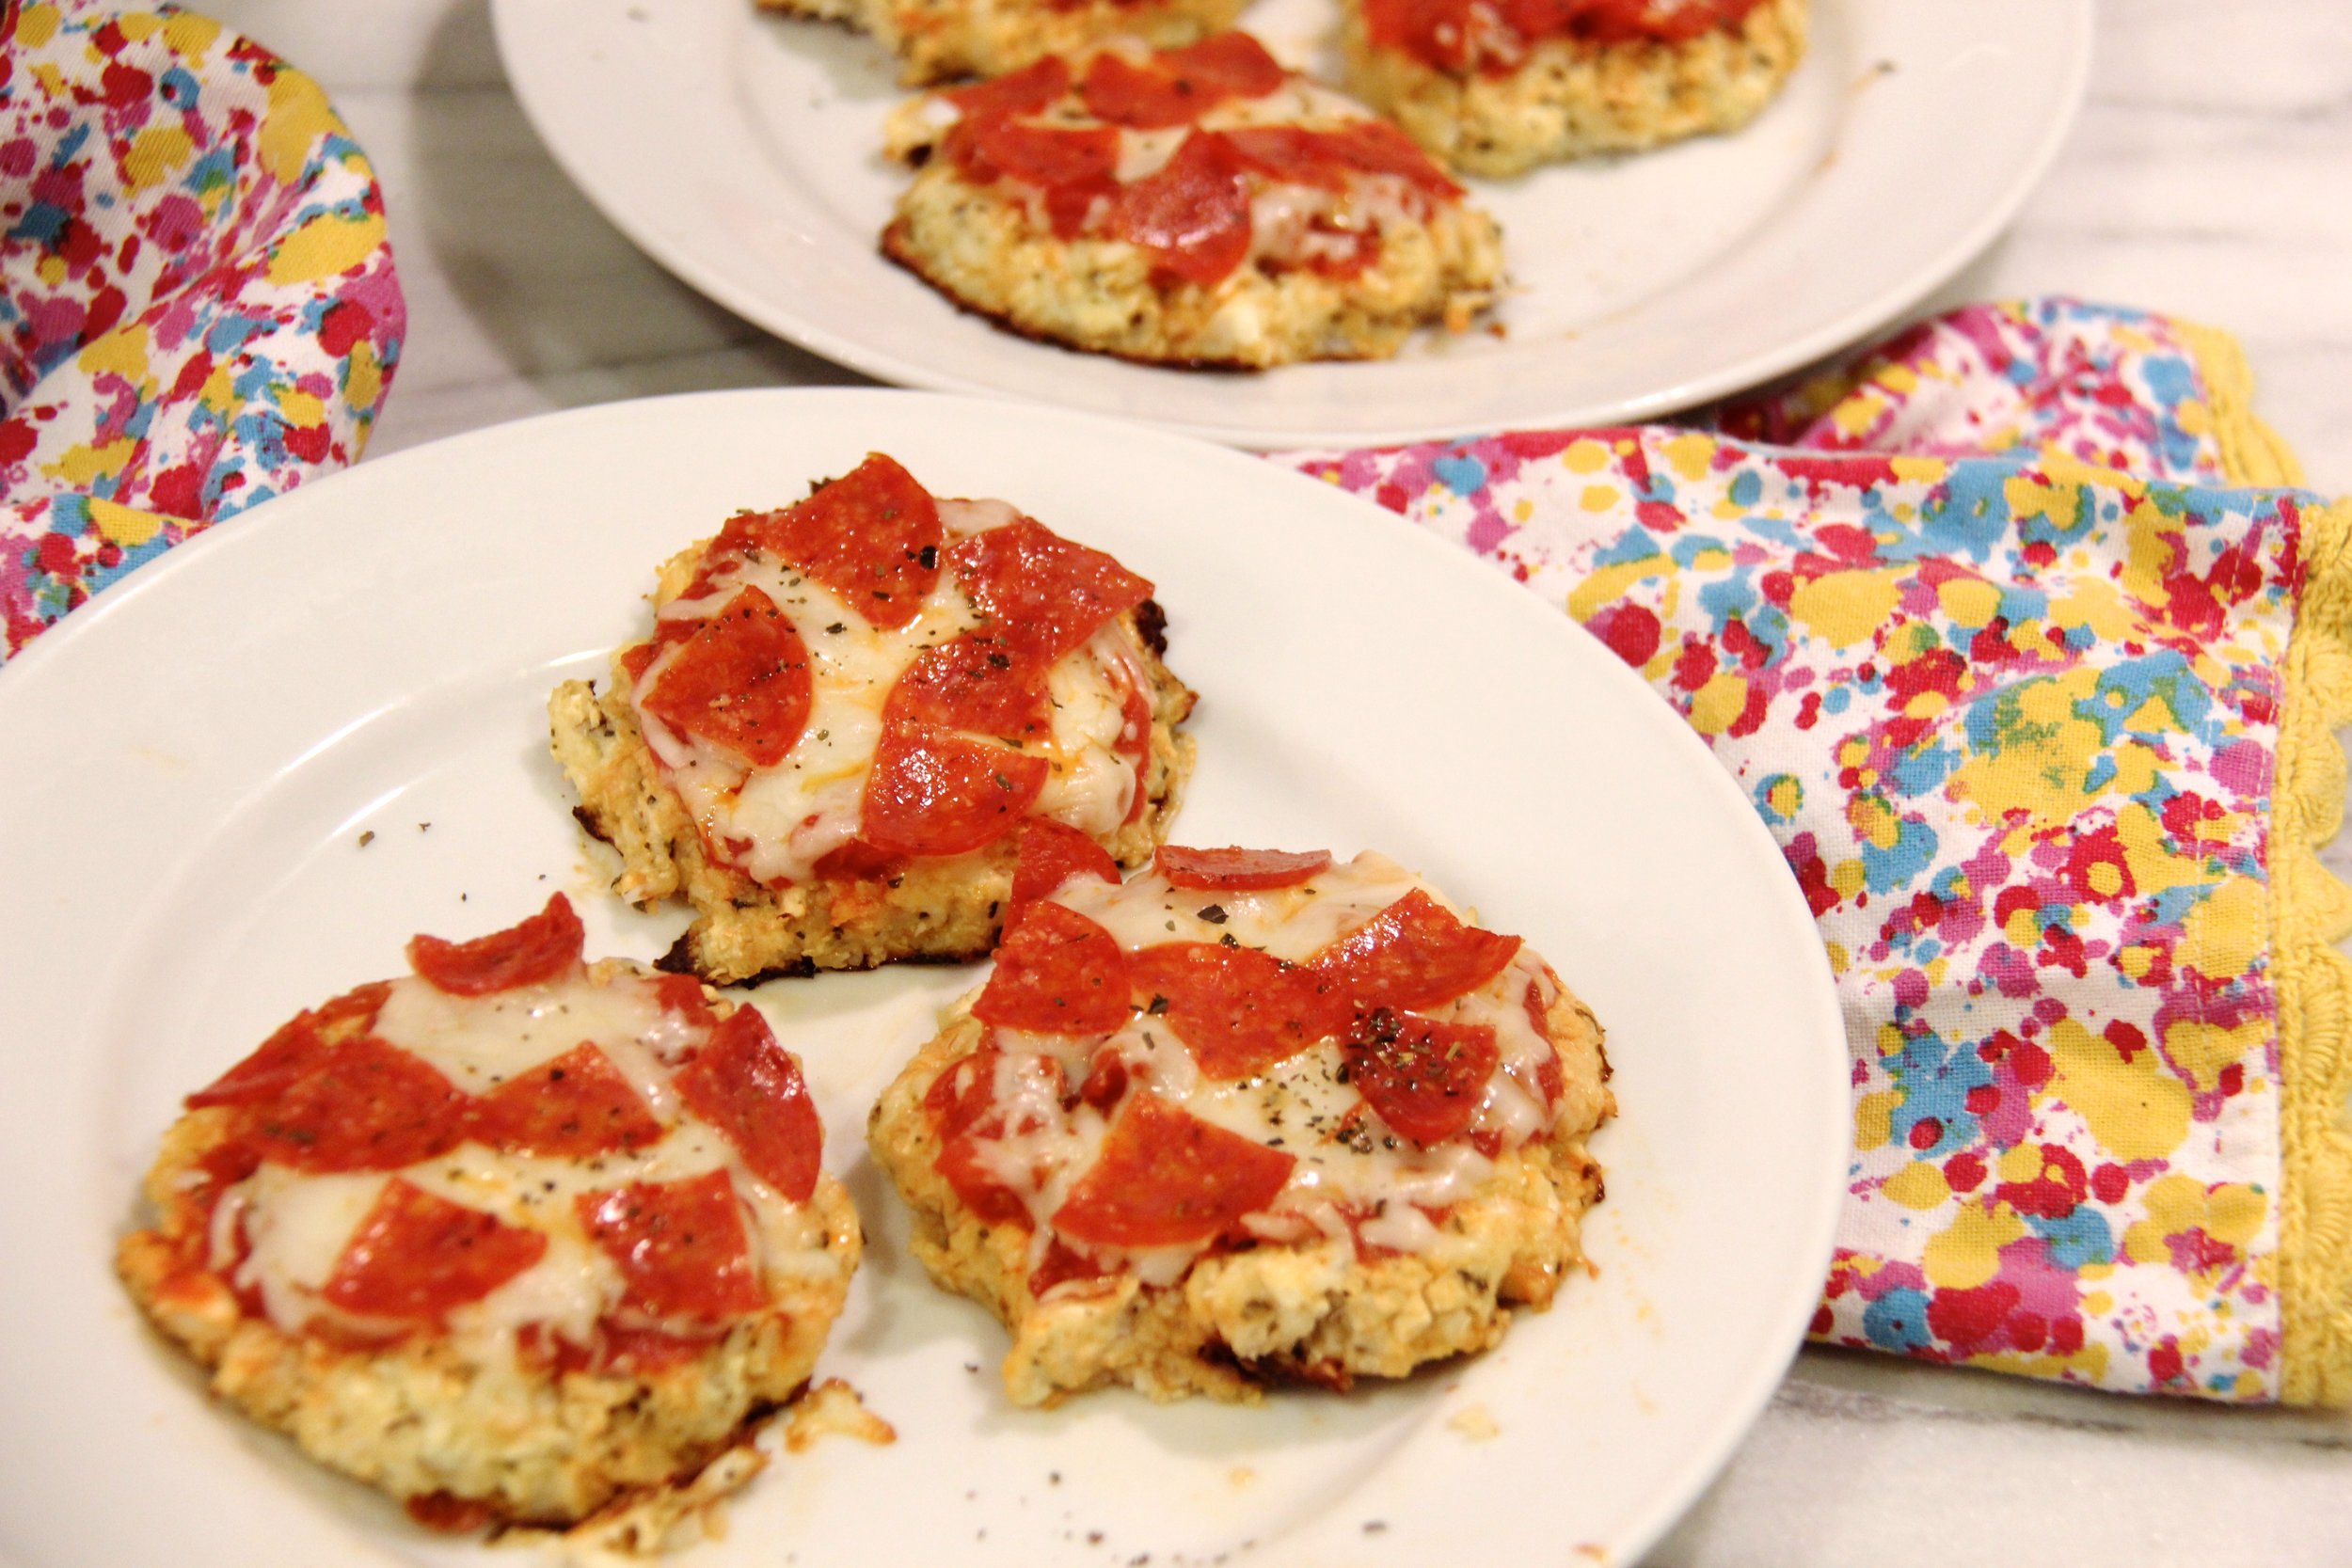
left=2181, top=321, right=2307, bottom=490
left=2275, top=493, right=2352, bottom=1407
left=2186, top=322, right=2352, bottom=1405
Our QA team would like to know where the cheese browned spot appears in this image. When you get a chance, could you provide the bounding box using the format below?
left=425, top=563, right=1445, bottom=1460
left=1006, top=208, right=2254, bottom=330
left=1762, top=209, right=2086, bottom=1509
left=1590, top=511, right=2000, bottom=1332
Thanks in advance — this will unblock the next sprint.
left=549, top=455, right=1197, bottom=986
left=882, top=34, right=1506, bottom=370
left=116, top=897, right=863, bottom=1530
left=868, top=846, right=1614, bottom=1405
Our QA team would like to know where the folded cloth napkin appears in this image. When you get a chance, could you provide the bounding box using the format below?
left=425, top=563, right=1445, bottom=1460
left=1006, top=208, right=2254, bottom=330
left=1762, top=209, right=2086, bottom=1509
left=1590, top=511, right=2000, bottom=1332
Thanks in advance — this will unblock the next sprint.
left=0, top=0, right=403, bottom=660
left=1273, top=298, right=2352, bottom=1405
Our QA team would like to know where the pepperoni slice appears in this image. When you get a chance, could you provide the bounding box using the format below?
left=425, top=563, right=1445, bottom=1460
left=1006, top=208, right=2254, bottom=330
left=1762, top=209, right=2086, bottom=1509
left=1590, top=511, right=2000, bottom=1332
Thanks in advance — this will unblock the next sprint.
left=1153, top=846, right=1331, bottom=891
left=1110, top=130, right=1252, bottom=288
left=1113, top=661, right=1152, bottom=825
left=578, top=1169, right=766, bottom=1322
left=1317, top=119, right=1462, bottom=198
left=1008, top=817, right=1122, bottom=922
left=468, top=1042, right=663, bottom=1159
left=1077, top=36, right=1280, bottom=130
left=976, top=901, right=1133, bottom=1036
left=621, top=596, right=723, bottom=688
left=925, top=1041, right=1003, bottom=1142
left=708, top=454, right=943, bottom=632
left=860, top=725, right=1049, bottom=857
left=809, top=839, right=906, bottom=885
left=949, top=119, right=1120, bottom=238
left=935, top=1129, right=1031, bottom=1227
left=652, top=972, right=720, bottom=1030
left=1052, top=1092, right=1295, bottom=1248
left=945, top=53, right=1072, bottom=120
left=1078, top=35, right=1286, bottom=129
left=673, top=1005, right=824, bottom=1204
left=947, top=515, right=1153, bottom=667
left=1359, top=0, right=1483, bottom=70
left=406, top=895, right=585, bottom=998
left=187, top=981, right=391, bottom=1109
left=1220, top=121, right=1457, bottom=198
left=320, top=1178, right=549, bottom=1320
left=1221, top=126, right=1352, bottom=193
left=638, top=585, right=814, bottom=767
left=1310, top=889, right=1522, bottom=1010
left=952, top=119, right=1116, bottom=188
left=1079, top=52, right=1198, bottom=129
left=252, top=1035, right=470, bottom=1173
left=923, top=1042, right=1037, bottom=1227
left=1128, top=942, right=1344, bottom=1079
left=1074, top=1045, right=1130, bottom=1114
left=1344, top=1009, right=1498, bottom=1145
left=1160, top=32, right=1288, bottom=98
left=886, top=631, right=1052, bottom=741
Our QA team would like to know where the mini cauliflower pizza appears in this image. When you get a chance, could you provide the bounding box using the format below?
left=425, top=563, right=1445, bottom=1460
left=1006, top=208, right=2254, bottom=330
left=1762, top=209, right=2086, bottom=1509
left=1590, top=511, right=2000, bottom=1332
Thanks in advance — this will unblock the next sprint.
left=115, top=895, right=862, bottom=1533
left=1342, top=0, right=1807, bottom=177
left=549, top=452, right=1197, bottom=987
left=882, top=32, right=1506, bottom=369
left=755, top=0, right=1244, bottom=86
left=868, top=832, right=1614, bottom=1405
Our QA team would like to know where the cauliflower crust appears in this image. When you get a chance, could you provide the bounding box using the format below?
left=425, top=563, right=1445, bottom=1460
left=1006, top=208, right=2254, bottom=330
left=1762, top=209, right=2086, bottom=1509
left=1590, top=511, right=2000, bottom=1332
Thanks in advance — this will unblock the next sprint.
left=868, top=989, right=1612, bottom=1406
left=882, top=163, right=1505, bottom=371
left=758, top=0, right=1246, bottom=85
left=549, top=540, right=1197, bottom=988
left=116, top=974, right=864, bottom=1529
left=1343, top=0, right=1808, bottom=178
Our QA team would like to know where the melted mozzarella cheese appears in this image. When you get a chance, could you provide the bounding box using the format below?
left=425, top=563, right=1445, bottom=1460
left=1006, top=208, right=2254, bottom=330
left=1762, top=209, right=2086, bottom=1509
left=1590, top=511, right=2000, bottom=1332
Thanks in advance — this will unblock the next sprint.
left=1443, top=951, right=1557, bottom=1147
left=374, top=972, right=692, bottom=1113
left=232, top=1167, right=389, bottom=1328
left=970, top=1051, right=1110, bottom=1220
left=1115, top=125, right=1188, bottom=182
left=1208, top=79, right=1375, bottom=129
left=1247, top=173, right=1435, bottom=274
left=453, top=1227, right=615, bottom=1350
left=1057, top=851, right=1429, bottom=959
left=1032, top=625, right=1143, bottom=833
left=936, top=496, right=1021, bottom=537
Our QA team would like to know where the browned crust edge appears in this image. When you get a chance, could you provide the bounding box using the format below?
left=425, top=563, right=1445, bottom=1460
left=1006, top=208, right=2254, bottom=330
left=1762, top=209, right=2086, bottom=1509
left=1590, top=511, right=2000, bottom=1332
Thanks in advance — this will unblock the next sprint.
left=882, top=218, right=1268, bottom=374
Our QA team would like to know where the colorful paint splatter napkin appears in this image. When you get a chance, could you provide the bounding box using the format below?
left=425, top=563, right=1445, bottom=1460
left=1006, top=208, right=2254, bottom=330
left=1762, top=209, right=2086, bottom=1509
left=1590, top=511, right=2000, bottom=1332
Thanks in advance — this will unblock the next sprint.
left=0, top=0, right=403, bottom=660
left=1276, top=299, right=2352, bottom=1405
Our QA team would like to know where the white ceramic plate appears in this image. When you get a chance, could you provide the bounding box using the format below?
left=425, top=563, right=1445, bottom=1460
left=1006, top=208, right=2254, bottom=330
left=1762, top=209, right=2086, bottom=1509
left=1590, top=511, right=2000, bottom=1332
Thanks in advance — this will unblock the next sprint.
left=0, top=389, right=1845, bottom=1567
left=491, top=0, right=2087, bottom=449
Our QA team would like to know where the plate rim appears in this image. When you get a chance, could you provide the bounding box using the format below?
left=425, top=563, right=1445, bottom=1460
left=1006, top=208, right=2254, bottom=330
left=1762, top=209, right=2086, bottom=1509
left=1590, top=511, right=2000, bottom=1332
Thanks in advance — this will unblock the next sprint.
left=0, top=387, right=1851, bottom=1567
left=486, top=0, right=2092, bottom=449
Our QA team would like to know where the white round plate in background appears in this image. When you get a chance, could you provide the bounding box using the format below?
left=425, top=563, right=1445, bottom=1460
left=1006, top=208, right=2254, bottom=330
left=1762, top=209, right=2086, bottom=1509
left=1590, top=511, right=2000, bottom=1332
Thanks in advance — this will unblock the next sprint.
left=491, top=0, right=2090, bottom=448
